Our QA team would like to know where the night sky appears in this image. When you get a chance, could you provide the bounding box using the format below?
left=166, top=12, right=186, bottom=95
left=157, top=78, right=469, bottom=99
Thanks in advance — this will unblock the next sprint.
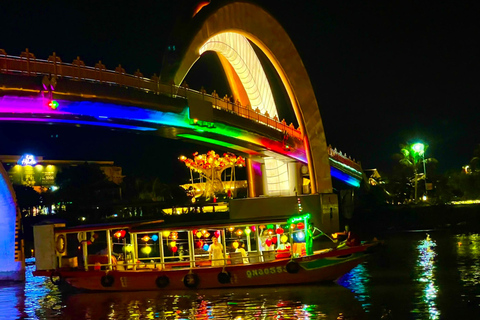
left=1, top=1, right=478, bottom=181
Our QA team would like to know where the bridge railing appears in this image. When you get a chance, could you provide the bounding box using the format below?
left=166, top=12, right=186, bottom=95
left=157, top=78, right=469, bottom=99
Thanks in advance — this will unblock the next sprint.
left=0, top=49, right=303, bottom=140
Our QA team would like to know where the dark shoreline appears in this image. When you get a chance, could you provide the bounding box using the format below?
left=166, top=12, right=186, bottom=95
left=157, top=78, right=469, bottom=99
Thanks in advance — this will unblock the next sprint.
left=347, top=204, right=480, bottom=237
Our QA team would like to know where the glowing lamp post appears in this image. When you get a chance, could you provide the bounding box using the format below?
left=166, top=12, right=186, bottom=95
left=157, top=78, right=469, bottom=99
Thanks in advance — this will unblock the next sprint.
left=411, top=142, right=425, bottom=203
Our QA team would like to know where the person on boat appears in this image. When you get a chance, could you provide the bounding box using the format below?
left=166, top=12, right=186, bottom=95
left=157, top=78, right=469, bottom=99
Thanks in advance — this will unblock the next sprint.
left=235, top=241, right=249, bottom=263
left=306, top=223, right=324, bottom=255
left=333, top=225, right=361, bottom=248
left=208, top=236, right=225, bottom=266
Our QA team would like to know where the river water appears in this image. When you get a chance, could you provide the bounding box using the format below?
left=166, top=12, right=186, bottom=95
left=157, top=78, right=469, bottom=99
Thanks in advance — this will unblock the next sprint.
left=1, top=230, right=479, bottom=319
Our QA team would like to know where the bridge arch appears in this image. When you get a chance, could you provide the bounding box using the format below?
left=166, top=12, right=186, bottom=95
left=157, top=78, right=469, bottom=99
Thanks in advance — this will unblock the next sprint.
left=172, top=2, right=332, bottom=194
left=0, top=163, right=24, bottom=281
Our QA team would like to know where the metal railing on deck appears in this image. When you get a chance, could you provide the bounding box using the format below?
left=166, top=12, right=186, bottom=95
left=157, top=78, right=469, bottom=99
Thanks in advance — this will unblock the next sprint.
left=0, top=49, right=303, bottom=140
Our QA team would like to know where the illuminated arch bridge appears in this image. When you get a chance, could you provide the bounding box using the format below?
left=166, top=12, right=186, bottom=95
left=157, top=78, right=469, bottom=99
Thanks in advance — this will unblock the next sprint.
left=0, top=2, right=363, bottom=280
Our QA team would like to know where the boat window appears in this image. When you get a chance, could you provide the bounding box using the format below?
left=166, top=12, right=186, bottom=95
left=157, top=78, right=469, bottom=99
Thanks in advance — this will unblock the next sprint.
left=225, top=225, right=260, bottom=260
left=192, top=228, right=219, bottom=262
left=160, top=230, right=190, bottom=264
left=136, top=232, right=162, bottom=263
left=259, top=224, right=291, bottom=255
left=111, top=229, right=131, bottom=262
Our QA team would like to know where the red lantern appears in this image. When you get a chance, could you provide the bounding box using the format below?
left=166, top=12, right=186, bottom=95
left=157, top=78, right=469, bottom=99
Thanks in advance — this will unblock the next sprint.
left=172, top=246, right=178, bottom=253
left=265, top=238, right=272, bottom=247
left=276, top=227, right=284, bottom=235
left=214, top=230, right=221, bottom=238
left=297, top=222, right=305, bottom=230
left=272, top=237, right=278, bottom=244
left=114, top=229, right=126, bottom=239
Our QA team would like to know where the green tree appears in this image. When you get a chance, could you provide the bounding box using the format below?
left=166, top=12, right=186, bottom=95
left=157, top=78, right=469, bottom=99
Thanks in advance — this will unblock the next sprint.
left=398, top=142, right=438, bottom=203
left=54, top=163, right=118, bottom=217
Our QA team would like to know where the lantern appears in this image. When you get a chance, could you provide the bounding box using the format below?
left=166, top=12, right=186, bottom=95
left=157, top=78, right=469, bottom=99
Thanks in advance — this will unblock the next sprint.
left=265, top=238, right=272, bottom=247
left=228, top=226, right=235, bottom=232
left=151, top=234, right=159, bottom=242
left=259, top=225, right=265, bottom=230
left=232, top=241, right=239, bottom=249
left=272, top=237, right=278, bottom=244
left=295, top=231, right=305, bottom=241
left=141, top=246, right=152, bottom=255
left=236, top=229, right=243, bottom=236
left=244, top=227, right=251, bottom=235
left=201, top=229, right=207, bottom=234
left=290, top=224, right=296, bottom=229
left=267, top=224, right=274, bottom=229
left=267, top=229, right=274, bottom=235
left=281, top=235, right=288, bottom=243
left=297, top=222, right=305, bottom=230
left=214, top=230, right=221, bottom=238
left=276, top=227, right=284, bottom=235
left=114, top=230, right=126, bottom=239
left=162, top=231, right=171, bottom=238
left=196, top=231, right=203, bottom=238
left=170, top=241, right=176, bottom=248
left=203, top=244, right=210, bottom=251
left=250, top=226, right=256, bottom=232
left=204, top=232, right=211, bottom=238
left=171, top=246, right=178, bottom=253
left=142, top=235, right=150, bottom=242
left=197, top=240, right=204, bottom=248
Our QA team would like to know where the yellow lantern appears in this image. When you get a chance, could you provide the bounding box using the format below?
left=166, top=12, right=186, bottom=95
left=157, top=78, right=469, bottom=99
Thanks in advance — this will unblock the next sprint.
left=228, top=226, right=235, bottom=232
left=232, top=241, right=239, bottom=249
left=236, top=229, right=243, bottom=236
left=162, top=231, right=171, bottom=238
left=196, top=231, right=203, bottom=238
left=141, top=246, right=152, bottom=255
left=281, top=234, right=288, bottom=243
left=204, top=232, right=211, bottom=238
left=141, top=235, right=150, bottom=242
left=201, top=229, right=207, bottom=234
left=170, top=241, right=177, bottom=247
left=244, top=227, right=251, bottom=235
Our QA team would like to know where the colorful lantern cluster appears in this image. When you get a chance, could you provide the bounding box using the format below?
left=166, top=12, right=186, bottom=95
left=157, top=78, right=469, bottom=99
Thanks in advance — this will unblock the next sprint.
left=180, top=150, right=245, bottom=173
left=194, top=229, right=211, bottom=239
left=179, top=150, right=245, bottom=199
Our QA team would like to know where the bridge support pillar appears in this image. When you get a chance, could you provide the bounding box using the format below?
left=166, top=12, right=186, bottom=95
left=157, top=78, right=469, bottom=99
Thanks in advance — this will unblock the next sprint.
left=0, top=163, right=25, bottom=281
left=246, top=158, right=264, bottom=198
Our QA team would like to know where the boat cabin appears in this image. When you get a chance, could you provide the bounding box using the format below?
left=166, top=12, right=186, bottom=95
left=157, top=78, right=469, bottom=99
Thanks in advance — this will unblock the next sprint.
left=33, top=214, right=316, bottom=272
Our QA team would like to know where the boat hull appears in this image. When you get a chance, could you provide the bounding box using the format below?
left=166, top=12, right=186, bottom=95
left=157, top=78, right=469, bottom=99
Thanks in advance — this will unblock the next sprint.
left=34, top=245, right=372, bottom=292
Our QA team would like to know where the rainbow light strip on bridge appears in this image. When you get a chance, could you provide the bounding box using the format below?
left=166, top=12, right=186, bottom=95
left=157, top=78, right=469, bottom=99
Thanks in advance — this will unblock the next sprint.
left=330, top=167, right=361, bottom=187
left=0, top=96, right=307, bottom=162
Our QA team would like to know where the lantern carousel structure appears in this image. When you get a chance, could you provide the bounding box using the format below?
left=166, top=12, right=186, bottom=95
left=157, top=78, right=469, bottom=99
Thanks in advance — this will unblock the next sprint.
left=179, top=150, right=245, bottom=200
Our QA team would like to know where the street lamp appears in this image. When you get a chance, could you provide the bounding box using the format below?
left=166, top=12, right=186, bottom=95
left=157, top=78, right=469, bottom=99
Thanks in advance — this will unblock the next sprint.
left=410, top=142, right=425, bottom=203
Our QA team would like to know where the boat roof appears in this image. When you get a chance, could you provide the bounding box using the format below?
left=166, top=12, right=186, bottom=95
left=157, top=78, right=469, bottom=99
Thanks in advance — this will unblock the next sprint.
left=53, top=215, right=293, bottom=234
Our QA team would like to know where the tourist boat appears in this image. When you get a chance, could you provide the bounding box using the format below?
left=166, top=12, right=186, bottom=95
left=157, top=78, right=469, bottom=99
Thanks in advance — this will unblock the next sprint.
left=32, top=213, right=379, bottom=292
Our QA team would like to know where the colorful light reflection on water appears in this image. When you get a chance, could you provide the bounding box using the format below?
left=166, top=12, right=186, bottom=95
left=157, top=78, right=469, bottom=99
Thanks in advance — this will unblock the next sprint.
left=456, top=233, right=480, bottom=307
left=3, top=233, right=480, bottom=319
left=413, top=234, right=440, bottom=319
left=337, top=264, right=371, bottom=313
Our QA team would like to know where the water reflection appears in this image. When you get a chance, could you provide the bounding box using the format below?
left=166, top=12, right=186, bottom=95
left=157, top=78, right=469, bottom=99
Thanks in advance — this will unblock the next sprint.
left=456, top=233, right=480, bottom=308
left=1, top=258, right=365, bottom=320
left=60, top=284, right=364, bottom=319
left=413, top=234, right=440, bottom=319
left=6, top=233, right=480, bottom=319
left=337, top=264, right=371, bottom=313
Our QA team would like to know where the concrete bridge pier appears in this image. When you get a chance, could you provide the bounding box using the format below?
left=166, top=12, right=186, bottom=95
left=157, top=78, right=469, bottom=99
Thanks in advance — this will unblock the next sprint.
left=0, top=163, right=25, bottom=281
